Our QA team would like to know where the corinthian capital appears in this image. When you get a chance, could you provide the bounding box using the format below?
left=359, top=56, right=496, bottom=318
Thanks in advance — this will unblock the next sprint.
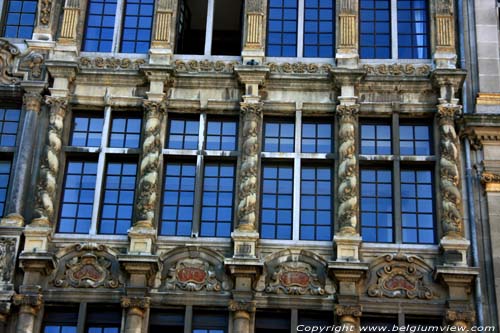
left=13, top=294, right=43, bottom=309
left=437, top=104, right=462, bottom=122
left=336, top=104, right=360, bottom=119
left=143, top=100, right=166, bottom=115
left=228, top=300, right=256, bottom=313
left=335, top=304, right=362, bottom=317
left=45, top=96, right=68, bottom=116
left=240, top=102, right=263, bottom=116
left=120, top=296, right=151, bottom=310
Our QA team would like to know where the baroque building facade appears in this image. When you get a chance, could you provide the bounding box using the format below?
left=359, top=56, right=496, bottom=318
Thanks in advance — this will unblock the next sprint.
left=0, top=0, right=498, bottom=332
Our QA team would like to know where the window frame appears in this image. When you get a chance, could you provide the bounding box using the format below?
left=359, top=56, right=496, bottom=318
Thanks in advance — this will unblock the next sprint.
left=81, top=0, right=155, bottom=54
left=359, top=113, right=438, bottom=245
left=260, top=112, right=335, bottom=243
left=160, top=112, right=239, bottom=239
left=0, top=0, right=37, bottom=39
left=359, top=0, right=432, bottom=62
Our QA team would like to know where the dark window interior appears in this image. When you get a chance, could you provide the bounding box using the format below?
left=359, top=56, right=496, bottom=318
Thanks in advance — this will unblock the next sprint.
left=149, top=308, right=185, bottom=333
left=255, top=310, right=290, bottom=333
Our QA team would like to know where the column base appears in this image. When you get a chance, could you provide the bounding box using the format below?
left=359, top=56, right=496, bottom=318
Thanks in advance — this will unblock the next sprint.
left=231, top=230, right=259, bottom=258
left=440, top=237, right=470, bottom=266
left=23, top=226, right=51, bottom=252
left=128, top=226, right=156, bottom=254
left=334, top=234, right=362, bottom=262
left=149, top=48, right=173, bottom=65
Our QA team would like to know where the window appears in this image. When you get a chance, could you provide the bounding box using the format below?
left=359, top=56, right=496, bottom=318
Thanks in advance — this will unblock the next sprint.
left=1, top=0, right=37, bottom=38
left=359, top=118, right=435, bottom=244
left=43, top=305, right=121, bottom=333
left=58, top=111, right=141, bottom=235
left=255, top=310, right=291, bottom=333
left=261, top=115, right=334, bottom=241
left=150, top=308, right=185, bottom=333
left=192, top=308, right=228, bottom=333
left=150, top=307, right=227, bottom=333
left=82, top=0, right=154, bottom=53
left=0, top=108, right=20, bottom=217
left=359, top=0, right=429, bottom=59
left=175, top=0, right=243, bottom=55
left=161, top=115, right=238, bottom=238
left=267, top=0, right=335, bottom=57
left=42, top=307, right=78, bottom=333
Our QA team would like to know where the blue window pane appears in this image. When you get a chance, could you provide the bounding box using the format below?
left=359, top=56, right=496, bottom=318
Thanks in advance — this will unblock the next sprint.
left=264, top=121, right=295, bottom=152
left=361, top=124, right=392, bottom=154
left=2, top=0, right=36, bottom=38
left=359, top=0, right=391, bottom=59
left=83, top=0, right=117, bottom=51
left=400, top=124, right=432, bottom=155
left=58, top=160, right=97, bottom=234
left=99, top=162, right=136, bottom=234
left=397, top=0, right=430, bottom=58
left=206, top=119, right=238, bottom=150
left=261, top=165, right=293, bottom=239
left=267, top=0, right=298, bottom=56
left=119, top=0, right=154, bottom=53
left=200, top=163, right=235, bottom=237
left=168, top=119, right=199, bottom=149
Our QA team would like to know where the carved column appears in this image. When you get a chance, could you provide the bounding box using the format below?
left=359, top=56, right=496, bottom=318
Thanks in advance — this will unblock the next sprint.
left=0, top=302, right=11, bottom=333
left=13, top=294, right=43, bottom=333
left=121, top=297, right=150, bottom=333
left=129, top=100, right=165, bottom=254
left=242, top=0, right=265, bottom=64
left=335, top=305, right=362, bottom=333
left=58, top=0, right=80, bottom=42
left=434, top=0, right=457, bottom=68
left=437, top=103, right=470, bottom=266
left=1, top=87, right=44, bottom=227
left=336, top=0, right=359, bottom=68
left=229, top=300, right=256, bottom=333
left=335, top=104, right=361, bottom=261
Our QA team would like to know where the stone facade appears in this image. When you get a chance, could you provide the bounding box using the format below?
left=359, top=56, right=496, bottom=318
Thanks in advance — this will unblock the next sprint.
left=0, top=0, right=497, bottom=331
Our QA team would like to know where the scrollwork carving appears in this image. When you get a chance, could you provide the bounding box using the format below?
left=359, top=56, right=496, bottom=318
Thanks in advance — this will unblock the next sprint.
left=237, top=102, right=262, bottom=231
left=0, top=39, right=20, bottom=85
left=19, top=52, right=45, bottom=80
left=52, top=243, right=123, bottom=289
left=367, top=253, right=436, bottom=299
left=79, top=57, right=145, bottom=70
left=363, top=64, right=431, bottom=76
left=32, top=97, right=68, bottom=226
left=135, top=100, right=166, bottom=228
left=174, top=60, right=237, bottom=73
left=267, top=62, right=332, bottom=74
left=266, top=262, right=326, bottom=295
left=336, top=104, right=359, bottom=234
left=437, top=104, right=464, bottom=238
left=481, top=172, right=500, bottom=184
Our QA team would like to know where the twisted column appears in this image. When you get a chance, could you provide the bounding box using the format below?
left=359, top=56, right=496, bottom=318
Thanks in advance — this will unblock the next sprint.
left=32, top=96, right=67, bottom=227
left=135, top=100, right=166, bottom=229
left=121, top=297, right=150, bottom=333
left=236, top=102, right=262, bottom=232
left=437, top=104, right=464, bottom=238
left=336, top=104, right=359, bottom=235
left=13, top=294, right=43, bottom=333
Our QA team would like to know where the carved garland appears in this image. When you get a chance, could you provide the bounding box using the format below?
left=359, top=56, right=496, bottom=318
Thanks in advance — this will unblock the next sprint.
left=135, top=100, right=166, bottom=227
left=237, top=102, right=262, bottom=231
left=267, top=62, right=333, bottom=74
left=32, top=97, right=68, bottom=226
left=174, top=60, right=237, bottom=73
left=437, top=104, right=464, bottom=238
left=363, top=64, right=431, bottom=76
left=79, top=57, right=146, bottom=70
left=336, top=104, right=359, bottom=234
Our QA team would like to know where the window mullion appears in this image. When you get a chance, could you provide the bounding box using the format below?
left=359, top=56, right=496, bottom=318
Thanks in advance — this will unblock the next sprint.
left=293, top=110, right=302, bottom=240
left=76, top=302, right=87, bottom=333
left=393, top=112, right=402, bottom=243
left=90, top=106, right=112, bottom=235
left=192, top=114, right=206, bottom=236
left=204, top=0, right=215, bottom=56
left=391, top=0, right=398, bottom=59
left=297, top=0, right=305, bottom=57
left=112, top=0, right=126, bottom=52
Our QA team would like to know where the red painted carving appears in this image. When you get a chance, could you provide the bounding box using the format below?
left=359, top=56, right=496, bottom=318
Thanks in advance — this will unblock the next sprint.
left=279, top=271, right=310, bottom=288
left=72, top=264, right=104, bottom=281
left=177, top=267, right=207, bottom=283
left=384, top=275, right=416, bottom=291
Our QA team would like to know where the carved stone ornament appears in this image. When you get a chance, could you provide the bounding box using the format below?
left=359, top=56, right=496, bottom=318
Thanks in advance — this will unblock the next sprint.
left=0, top=39, right=21, bottom=85
left=13, top=294, right=43, bottom=308
left=0, top=238, right=16, bottom=283
left=267, top=62, right=333, bottom=74
left=237, top=102, right=262, bottom=231
left=437, top=104, right=464, bottom=237
left=363, top=64, right=431, bottom=76
left=174, top=60, right=238, bottom=73
left=32, top=97, right=68, bottom=226
left=23, top=92, right=42, bottom=112
left=228, top=300, right=257, bottom=313
left=135, top=100, right=166, bottom=227
left=481, top=172, right=500, bottom=184
left=39, top=0, right=52, bottom=25
left=446, top=310, right=476, bottom=325
left=255, top=249, right=335, bottom=296
left=336, top=104, right=359, bottom=234
left=161, top=246, right=233, bottom=293
left=367, top=253, right=436, bottom=299
left=19, top=52, right=45, bottom=80
left=121, top=296, right=151, bottom=310
left=52, top=243, right=123, bottom=289
left=335, top=304, right=362, bottom=317
left=79, top=57, right=146, bottom=70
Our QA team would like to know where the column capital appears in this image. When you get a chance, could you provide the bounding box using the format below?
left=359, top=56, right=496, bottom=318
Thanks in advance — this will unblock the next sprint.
left=336, top=104, right=360, bottom=118
left=481, top=172, right=500, bottom=192
left=23, top=92, right=43, bottom=113
left=12, top=293, right=43, bottom=310
left=335, top=304, right=362, bottom=318
left=228, top=300, right=256, bottom=313
left=121, top=296, right=151, bottom=310
left=437, top=103, right=462, bottom=122
left=446, top=309, right=476, bottom=328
